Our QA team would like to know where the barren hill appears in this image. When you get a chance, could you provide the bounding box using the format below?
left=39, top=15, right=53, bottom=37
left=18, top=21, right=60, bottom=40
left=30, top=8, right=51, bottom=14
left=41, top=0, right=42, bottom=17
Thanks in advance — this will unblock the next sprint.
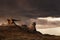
left=0, top=25, right=60, bottom=40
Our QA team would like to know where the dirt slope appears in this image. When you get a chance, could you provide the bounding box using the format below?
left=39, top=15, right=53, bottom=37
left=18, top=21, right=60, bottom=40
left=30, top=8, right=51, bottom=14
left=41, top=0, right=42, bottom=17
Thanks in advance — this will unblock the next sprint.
left=0, top=25, right=60, bottom=40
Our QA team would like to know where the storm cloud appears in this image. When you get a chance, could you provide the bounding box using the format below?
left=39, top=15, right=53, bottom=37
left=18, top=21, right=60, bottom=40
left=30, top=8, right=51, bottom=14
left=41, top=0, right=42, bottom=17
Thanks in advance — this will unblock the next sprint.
left=0, top=0, right=60, bottom=18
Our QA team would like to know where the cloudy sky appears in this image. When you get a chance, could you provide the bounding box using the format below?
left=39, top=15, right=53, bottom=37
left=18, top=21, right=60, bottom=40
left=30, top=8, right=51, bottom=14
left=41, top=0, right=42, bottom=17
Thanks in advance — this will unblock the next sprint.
left=0, top=0, right=60, bottom=18
left=36, top=17, right=60, bottom=36
left=0, top=0, right=60, bottom=35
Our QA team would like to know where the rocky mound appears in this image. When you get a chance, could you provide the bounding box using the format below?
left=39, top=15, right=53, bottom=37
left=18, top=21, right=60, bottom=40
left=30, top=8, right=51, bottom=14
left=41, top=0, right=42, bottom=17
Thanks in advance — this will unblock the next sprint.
left=0, top=25, right=60, bottom=40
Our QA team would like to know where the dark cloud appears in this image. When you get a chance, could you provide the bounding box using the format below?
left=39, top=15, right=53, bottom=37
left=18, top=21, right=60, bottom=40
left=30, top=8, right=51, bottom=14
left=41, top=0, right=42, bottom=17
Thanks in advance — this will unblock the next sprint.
left=0, top=0, right=60, bottom=18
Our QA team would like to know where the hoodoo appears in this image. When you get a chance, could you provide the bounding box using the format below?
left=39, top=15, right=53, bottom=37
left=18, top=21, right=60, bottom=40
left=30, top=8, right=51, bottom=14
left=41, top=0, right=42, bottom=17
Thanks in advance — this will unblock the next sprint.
left=7, top=18, right=20, bottom=26
left=28, top=22, right=36, bottom=32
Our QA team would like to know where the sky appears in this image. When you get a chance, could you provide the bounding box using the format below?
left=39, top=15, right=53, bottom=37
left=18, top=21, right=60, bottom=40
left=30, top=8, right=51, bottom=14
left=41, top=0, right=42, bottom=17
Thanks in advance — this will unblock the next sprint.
left=36, top=17, right=60, bottom=28
left=0, top=0, right=60, bottom=18
left=37, top=27, right=60, bottom=36
left=0, top=0, right=60, bottom=35
left=36, top=17, right=60, bottom=36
